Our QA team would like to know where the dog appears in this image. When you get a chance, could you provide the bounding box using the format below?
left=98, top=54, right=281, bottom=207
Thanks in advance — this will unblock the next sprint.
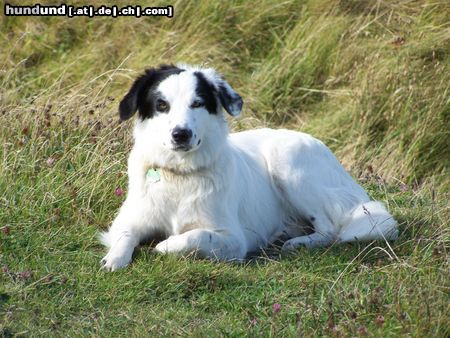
left=100, top=64, right=398, bottom=271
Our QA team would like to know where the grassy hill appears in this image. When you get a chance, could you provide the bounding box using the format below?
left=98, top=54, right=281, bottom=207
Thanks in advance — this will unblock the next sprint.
left=1, top=0, right=448, bottom=336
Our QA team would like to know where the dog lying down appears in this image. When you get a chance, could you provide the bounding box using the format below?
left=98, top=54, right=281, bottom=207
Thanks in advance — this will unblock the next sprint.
left=100, top=64, right=398, bottom=271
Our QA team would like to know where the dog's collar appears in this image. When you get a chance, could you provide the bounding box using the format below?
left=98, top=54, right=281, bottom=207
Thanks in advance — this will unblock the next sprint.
left=146, top=168, right=161, bottom=183
left=146, top=164, right=208, bottom=182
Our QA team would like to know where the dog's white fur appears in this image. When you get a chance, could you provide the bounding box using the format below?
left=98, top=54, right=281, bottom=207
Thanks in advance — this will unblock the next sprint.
left=100, top=65, right=398, bottom=271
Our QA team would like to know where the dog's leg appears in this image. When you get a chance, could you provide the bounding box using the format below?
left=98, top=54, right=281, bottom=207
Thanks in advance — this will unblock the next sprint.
left=100, top=149, right=158, bottom=271
left=100, top=230, right=138, bottom=271
left=100, top=198, right=157, bottom=271
left=281, top=216, right=337, bottom=250
left=154, top=229, right=246, bottom=261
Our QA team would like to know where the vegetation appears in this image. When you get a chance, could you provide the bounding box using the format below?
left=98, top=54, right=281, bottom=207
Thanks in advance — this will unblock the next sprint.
left=1, top=0, right=448, bottom=336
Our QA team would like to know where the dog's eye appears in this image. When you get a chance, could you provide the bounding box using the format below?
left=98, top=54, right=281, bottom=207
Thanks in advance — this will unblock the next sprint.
left=156, top=100, right=169, bottom=112
left=191, top=100, right=204, bottom=108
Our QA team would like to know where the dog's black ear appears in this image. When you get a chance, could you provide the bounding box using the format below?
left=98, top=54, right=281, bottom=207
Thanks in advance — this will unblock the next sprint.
left=195, top=68, right=243, bottom=117
left=217, top=82, right=243, bottom=117
left=119, top=74, right=148, bottom=121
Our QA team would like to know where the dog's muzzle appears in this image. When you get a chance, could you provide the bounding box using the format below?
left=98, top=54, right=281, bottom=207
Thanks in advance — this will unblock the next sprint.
left=171, top=126, right=193, bottom=151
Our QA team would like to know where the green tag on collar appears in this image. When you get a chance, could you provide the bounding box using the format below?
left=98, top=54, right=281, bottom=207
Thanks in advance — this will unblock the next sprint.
left=146, top=168, right=161, bottom=183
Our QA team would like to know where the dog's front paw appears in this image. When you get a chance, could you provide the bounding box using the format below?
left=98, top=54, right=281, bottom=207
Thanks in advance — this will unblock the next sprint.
left=281, top=237, right=309, bottom=251
left=100, top=252, right=132, bottom=272
left=281, top=239, right=299, bottom=251
left=154, top=238, right=175, bottom=254
left=154, top=236, right=189, bottom=255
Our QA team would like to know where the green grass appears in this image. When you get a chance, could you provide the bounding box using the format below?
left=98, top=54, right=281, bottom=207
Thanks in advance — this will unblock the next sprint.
left=0, top=0, right=448, bottom=336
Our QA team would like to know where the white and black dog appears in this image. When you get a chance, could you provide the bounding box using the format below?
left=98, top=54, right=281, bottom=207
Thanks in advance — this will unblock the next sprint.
left=100, top=64, right=398, bottom=271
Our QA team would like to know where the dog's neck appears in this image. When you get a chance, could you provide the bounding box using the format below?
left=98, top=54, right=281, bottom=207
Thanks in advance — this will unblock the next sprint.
left=159, top=165, right=208, bottom=180
left=144, top=146, right=231, bottom=185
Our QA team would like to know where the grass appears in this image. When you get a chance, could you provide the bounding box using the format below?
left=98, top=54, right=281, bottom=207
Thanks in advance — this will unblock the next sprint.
left=0, top=0, right=448, bottom=336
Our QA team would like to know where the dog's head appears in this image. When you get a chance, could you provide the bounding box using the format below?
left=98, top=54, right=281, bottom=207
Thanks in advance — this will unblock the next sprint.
left=119, top=64, right=242, bottom=159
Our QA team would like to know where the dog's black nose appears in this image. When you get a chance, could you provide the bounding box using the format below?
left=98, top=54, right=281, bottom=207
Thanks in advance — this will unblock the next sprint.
left=172, top=127, right=193, bottom=145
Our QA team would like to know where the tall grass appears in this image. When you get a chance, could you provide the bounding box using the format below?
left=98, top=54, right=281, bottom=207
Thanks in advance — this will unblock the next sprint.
left=2, top=0, right=448, bottom=187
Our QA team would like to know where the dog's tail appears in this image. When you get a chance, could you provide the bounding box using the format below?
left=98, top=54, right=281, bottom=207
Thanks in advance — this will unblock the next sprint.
left=338, top=201, right=398, bottom=243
